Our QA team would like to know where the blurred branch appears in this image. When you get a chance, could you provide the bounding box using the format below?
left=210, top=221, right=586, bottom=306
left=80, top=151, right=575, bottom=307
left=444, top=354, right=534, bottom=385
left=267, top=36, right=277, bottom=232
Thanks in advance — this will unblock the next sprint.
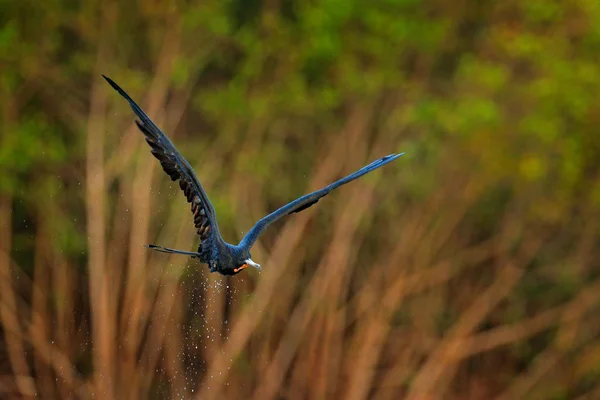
left=407, top=265, right=525, bottom=399
left=0, top=197, right=34, bottom=397
left=120, top=21, right=182, bottom=399
left=85, top=34, right=114, bottom=400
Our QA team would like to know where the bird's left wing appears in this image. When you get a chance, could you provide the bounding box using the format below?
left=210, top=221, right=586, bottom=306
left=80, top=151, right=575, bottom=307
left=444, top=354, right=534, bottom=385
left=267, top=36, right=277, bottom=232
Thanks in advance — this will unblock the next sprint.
left=239, top=153, right=403, bottom=249
left=103, top=75, right=222, bottom=246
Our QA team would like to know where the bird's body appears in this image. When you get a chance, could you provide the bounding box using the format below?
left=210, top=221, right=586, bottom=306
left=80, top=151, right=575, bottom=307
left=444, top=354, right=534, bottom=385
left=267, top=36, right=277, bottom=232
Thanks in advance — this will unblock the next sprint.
left=103, top=75, right=403, bottom=275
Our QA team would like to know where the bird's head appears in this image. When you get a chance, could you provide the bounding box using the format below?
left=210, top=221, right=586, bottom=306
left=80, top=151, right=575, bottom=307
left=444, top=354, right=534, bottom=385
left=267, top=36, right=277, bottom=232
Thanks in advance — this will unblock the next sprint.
left=231, top=249, right=261, bottom=275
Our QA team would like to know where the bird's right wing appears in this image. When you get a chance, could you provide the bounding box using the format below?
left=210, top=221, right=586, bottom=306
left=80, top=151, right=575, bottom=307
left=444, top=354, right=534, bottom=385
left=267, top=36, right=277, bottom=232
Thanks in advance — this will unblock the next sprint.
left=238, top=153, right=403, bottom=249
left=103, top=75, right=222, bottom=246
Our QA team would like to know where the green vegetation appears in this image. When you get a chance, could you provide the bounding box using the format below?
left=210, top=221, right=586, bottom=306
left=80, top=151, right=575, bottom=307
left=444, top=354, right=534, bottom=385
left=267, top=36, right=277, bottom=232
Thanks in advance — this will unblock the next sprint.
left=2, top=0, right=600, bottom=398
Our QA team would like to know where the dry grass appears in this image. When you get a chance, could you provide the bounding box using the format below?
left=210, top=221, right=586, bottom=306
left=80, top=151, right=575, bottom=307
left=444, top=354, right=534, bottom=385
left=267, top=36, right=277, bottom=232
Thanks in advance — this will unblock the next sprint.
left=2, top=31, right=600, bottom=400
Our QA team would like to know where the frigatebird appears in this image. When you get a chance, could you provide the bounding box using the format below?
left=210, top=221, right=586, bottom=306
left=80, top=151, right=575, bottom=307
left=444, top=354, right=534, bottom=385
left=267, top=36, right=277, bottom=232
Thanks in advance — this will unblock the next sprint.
left=103, top=75, right=403, bottom=275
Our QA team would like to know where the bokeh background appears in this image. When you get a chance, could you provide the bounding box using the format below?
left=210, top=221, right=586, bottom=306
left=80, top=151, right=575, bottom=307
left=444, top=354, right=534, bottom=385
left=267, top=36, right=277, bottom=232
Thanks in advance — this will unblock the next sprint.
left=2, top=0, right=600, bottom=399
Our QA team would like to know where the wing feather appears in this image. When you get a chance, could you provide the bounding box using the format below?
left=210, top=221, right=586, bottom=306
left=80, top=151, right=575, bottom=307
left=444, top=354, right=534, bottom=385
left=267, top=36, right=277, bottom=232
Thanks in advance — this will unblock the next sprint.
left=103, top=75, right=220, bottom=246
left=239, top=153, right=404, bottom=249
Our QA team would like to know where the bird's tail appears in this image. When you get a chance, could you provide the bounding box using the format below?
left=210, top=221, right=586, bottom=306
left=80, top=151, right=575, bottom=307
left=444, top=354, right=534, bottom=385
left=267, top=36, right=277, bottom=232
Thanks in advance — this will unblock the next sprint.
left=144, top=244, right=199, bottom=258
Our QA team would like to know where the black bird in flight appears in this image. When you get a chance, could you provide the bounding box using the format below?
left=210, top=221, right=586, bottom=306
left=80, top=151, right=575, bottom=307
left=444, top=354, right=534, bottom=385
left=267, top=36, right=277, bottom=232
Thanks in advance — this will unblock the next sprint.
left=103, top=75, right=403, bottom=275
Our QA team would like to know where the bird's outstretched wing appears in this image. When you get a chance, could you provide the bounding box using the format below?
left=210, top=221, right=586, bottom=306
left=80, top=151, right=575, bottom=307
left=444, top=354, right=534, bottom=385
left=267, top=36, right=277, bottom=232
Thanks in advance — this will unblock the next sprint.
left=239, top=153, right=404, bottom=249
left=103, top=75, right=222, bottom=247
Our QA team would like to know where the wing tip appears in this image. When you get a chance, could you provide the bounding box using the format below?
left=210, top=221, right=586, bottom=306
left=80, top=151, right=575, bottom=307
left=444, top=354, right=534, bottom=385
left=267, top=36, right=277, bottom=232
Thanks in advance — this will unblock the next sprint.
left=381, top=152, right=405, bottom=163
left=102, top=74, right=117, bottom=89
left=102, top=74, right=133, bottom=102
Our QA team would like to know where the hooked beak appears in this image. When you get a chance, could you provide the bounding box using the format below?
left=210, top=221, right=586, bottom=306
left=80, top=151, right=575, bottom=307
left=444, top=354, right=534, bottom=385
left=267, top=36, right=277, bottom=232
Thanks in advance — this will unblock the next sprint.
left=244, top=258, right=261, bottom=272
